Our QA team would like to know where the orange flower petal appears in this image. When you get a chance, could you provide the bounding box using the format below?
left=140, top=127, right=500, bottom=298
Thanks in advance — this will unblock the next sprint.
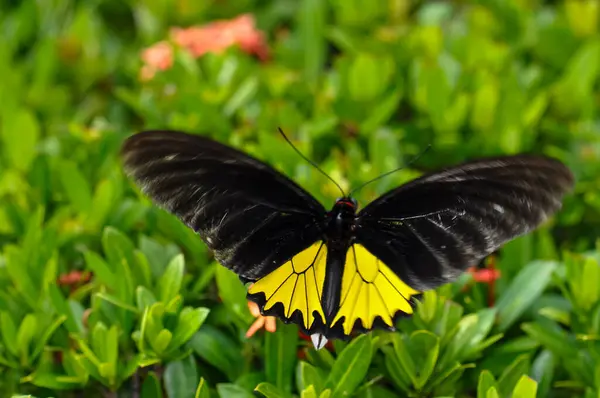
left=265, top=316, right=277, bottom=333
left=245, top=317, right=266, bottom=338
left=248, top=300, right=262, bottom=317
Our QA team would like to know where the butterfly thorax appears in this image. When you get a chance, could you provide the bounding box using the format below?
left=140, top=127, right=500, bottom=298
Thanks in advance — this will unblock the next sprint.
left=324, top=198, right=358, bottom=250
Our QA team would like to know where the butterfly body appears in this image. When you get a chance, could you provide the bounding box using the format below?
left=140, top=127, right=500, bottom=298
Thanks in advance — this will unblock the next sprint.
left=121, top=130, right=574, bottom=345
left=321, top=198, right=358, bottom=323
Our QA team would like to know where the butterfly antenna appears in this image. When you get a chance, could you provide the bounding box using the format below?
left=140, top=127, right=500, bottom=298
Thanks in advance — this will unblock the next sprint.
left=348, top=144, right=432, bottom=197
left=278, top=127, right=347, bottom=197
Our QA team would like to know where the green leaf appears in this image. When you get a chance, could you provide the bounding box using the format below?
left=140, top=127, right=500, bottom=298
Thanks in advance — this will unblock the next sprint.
left=368, top=128, right=401, bottom=189
left=531, top=350, right=554, bottom=398
left=265, top=323, right=298, bottom=394
left=319, top=390, right=332, bottom=398
left=189, top=326, right=243, bottom=380
left=470, top=76, right=499, bottom=132
left=105, top=325, right=119, bottom=379
left=95, top=292, right=139, bottom=313
left=59, top=160, right=93, bottom=213
left=521, top=320, right=577, bottom=358
left=141, top=371, right=163, bottom=398
left=170, top=307, right=210, bottom=350
left=4, top=245, right=38, bottom=308
left=159, top=254, right=185, bottom=303
left=139, top=236, right=181, bottom=278
left=301, top=385, right=318, bottom=398
left=512, top=375, right=538, bottom=398
left=572, top=256, right=600, bottom=311
left=91, top=322, right=108, bottom=363
left=121, top=354, right=142, bottom=382
left=359, top=89, right=403, bottom=133
left=84, top=251, right=115, bottom=288
left=299, top=361, right=325, bottom=393
left=391, top=334, right=416, bottom=386
left=27, top=372, right=85, bottom=390
left=440, top=308, right=496, bottom=369
left=1, top=107, right=40, bottom=171
left=325, top=334, right=373, bottom=397
left=425, top=64, right=452, bottom=131
left=87, top=178, right=117, bottom=229
left=495, top=261, right=558, bottom=332
left=102, top=227, right=136, bottom=304
left=0, top=312, right=19, bottom=357
left=383, top=346, right=411, bottom=392
left=152, top=329, right=173, bottom=354
left=215, top=265, right=252, bottom=323
left=477, top=371, right=498, bottom=398
left=298, top=0, right=326, bottom=86
left=30, top=315, right=66, bottom=362
left=224, top=76, right=258, bottom=116
left=409, top=331, right=439, bottom=389
left=49, top=285, right=82, bottom=335
left=216, top=383, right=254, bottom=398
left=497, top=355, right=530, bottom=397
left=485, top=387, right=500, bottom=398
left=348, top=54, right=392, bottom=102
left=17, top=314, right=37, bottom=365
left=255, top=382, right=290, bottom=398
left=195, top=377, right=210, bottom=398
left=136, top=286, right=157, bottom=311
left=164, top=355, right=199, bottom=398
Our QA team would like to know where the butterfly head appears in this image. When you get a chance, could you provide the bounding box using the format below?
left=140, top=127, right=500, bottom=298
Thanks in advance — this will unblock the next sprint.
left=334, top=197, right=358, bottom=210
left=325, top=197, right=358, bottom=246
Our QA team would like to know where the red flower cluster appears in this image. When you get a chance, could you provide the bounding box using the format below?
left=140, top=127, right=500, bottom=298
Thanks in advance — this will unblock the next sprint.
left=57, top=270, right=92, bottom=292
left=140, top=14, right=269, bottom=81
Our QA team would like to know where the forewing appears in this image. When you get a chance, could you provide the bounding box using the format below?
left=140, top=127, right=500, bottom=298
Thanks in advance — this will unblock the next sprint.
left=121, top=130, right=326, bottom=280
left=356, top=155, right=574, bottom=291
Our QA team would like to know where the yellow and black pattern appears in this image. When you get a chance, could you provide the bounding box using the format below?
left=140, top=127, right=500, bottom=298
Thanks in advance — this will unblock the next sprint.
left=248, top=241, right=419, bottom=338
left=248, top=242, right=327, bottom=330
left=331, top=244, right=419, bottom=335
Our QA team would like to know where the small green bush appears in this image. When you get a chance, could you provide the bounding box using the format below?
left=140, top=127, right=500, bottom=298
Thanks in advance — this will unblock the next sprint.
left=0, top=0, right=599, bottom=397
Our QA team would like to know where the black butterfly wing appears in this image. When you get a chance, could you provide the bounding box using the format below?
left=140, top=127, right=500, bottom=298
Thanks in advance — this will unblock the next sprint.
left=355, top=155, right=574, bottom=292
left=121, top=130, right=327, bottom=284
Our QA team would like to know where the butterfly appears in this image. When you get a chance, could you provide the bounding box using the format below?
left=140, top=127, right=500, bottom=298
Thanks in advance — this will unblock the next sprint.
left=121, top=130, right=574, bottom=349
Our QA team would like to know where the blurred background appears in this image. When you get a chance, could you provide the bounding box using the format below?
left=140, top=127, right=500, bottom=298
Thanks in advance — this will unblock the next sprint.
left=0, top=0, right=599, bottom=397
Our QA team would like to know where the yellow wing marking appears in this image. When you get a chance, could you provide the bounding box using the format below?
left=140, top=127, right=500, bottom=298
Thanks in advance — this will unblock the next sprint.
left=332, top=244, right=419, bottom=335
left=248, top=242, right=327, bottom=329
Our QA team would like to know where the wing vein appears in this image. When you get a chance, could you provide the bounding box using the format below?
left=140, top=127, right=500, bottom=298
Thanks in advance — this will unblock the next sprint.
left=380, top=271, right=409, bottom=302
left=287, top=275, right=300, bottom=318
left=265, top=273, right=294, bottom=303
left=403, top=220, right=449, bottom=269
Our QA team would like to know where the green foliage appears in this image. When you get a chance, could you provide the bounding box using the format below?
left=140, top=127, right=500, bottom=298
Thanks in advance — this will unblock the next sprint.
left=0, top=0, right=599, bottom=397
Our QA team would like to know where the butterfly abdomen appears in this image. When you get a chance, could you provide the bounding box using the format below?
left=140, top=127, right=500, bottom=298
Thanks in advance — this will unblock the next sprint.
left=320, top=198, right=359, bottom=323
left=321, top=247, right=346, bottom=323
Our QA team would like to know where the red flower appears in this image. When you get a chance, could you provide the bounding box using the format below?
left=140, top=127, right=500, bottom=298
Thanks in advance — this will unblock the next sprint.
left=466, top=256, right=501, bottom=307
left=170, top=14, right=269, bottom=60
left=140, top=14, right=269, bottom=81
left=57, top=270, right=92, bottom=292
left=140, top=41, right=174, bottom=81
